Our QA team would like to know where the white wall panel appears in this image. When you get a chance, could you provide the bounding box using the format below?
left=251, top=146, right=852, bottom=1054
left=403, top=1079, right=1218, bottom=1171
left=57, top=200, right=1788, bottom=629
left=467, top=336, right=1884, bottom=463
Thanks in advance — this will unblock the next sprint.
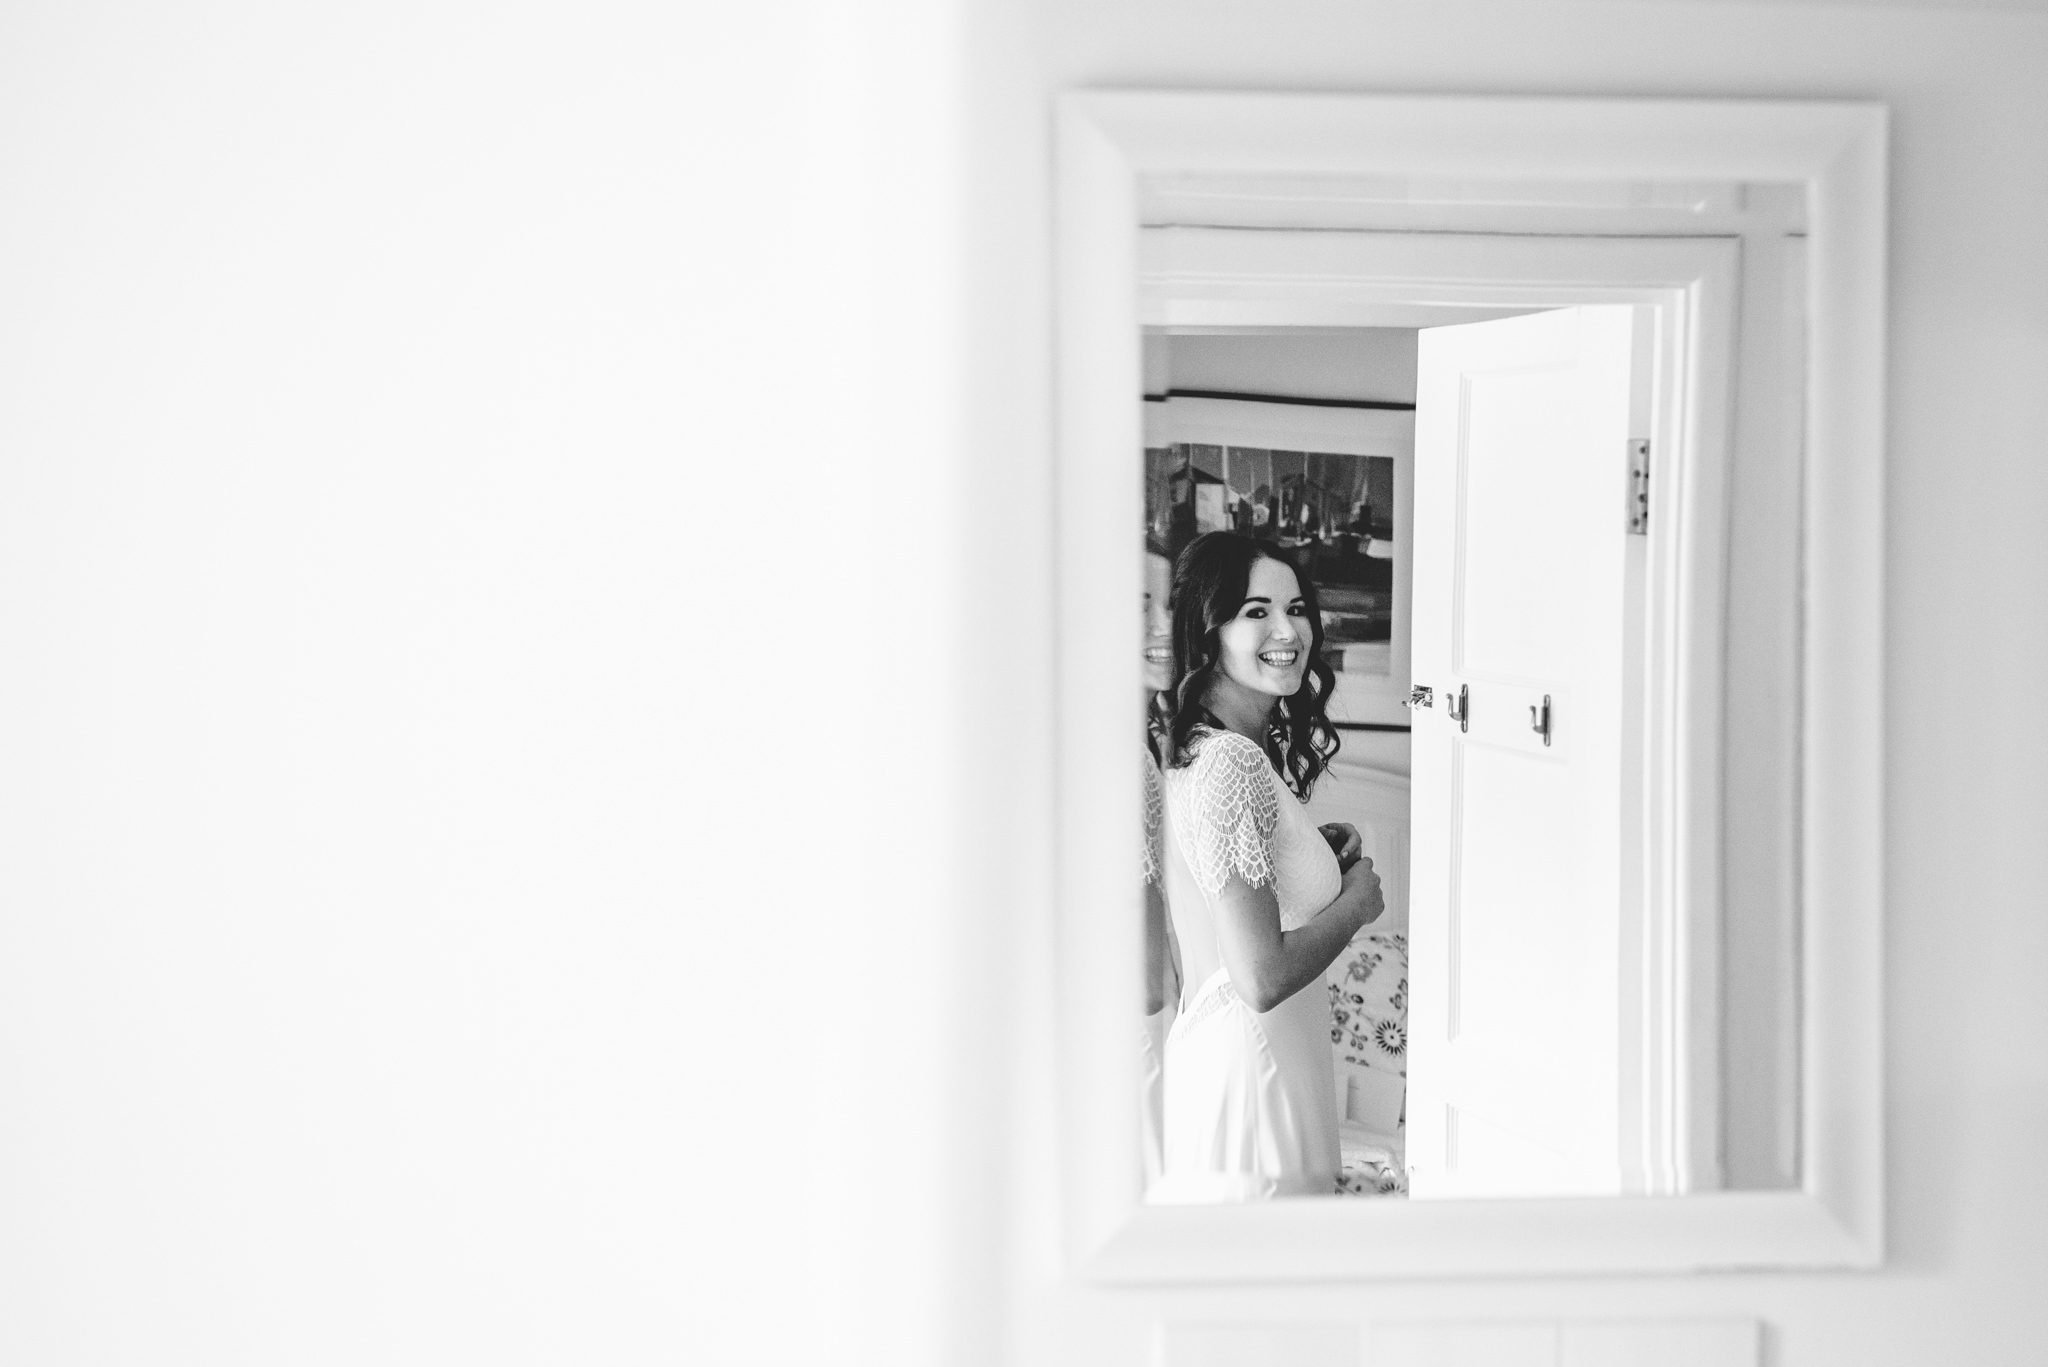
left=1561, top=1319, right=1759, bottom=1367
left=1155, top=1311, right=1761, bottom=1367
left=1372, top=1323, right=1558, bottom=1367
left=1160, top=1323, right=1362, bottom=1367
left=1156, top=1317, right=1760, bottom=1367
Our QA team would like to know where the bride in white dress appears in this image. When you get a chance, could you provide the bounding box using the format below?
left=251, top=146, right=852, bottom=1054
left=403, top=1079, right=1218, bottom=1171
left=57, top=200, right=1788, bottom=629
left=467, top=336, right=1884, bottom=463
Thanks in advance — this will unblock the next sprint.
left=1149, top=532, right=1386, bottom=1202
left=1139, top=545, right=1179, bottom=1186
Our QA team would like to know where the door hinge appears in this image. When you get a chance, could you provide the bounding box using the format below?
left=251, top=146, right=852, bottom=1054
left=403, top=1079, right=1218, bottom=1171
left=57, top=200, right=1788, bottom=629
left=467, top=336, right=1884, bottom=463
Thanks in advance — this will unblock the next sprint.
left=1627, top=438, right=1651, bottom=536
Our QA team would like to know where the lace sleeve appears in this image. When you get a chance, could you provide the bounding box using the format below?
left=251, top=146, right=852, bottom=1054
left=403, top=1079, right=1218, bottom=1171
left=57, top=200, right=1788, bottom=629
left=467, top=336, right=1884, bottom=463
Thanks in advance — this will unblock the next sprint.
left=1142, top=754, right=1164, bottom=887
left=1181, top=732, right=1280, bottom=899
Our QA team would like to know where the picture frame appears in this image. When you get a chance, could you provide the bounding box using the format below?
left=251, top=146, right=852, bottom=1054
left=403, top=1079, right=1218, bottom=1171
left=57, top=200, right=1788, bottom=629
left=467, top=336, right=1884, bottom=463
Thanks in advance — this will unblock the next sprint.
left=1142, top=388, right=1416, bottom=728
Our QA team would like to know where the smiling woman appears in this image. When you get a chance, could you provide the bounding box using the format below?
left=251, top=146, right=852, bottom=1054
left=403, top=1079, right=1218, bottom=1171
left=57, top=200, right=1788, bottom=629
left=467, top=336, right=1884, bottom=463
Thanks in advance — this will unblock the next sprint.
left=1148, top=532, right=1387, bottom=1201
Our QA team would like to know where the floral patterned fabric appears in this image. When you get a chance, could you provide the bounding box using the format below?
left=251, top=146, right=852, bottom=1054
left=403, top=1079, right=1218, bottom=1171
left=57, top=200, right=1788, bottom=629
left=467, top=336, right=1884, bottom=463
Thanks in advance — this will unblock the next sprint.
left=1329, top=930, right=1408, bottom=1197
left=1330, top=930, right=1408, bottom=1081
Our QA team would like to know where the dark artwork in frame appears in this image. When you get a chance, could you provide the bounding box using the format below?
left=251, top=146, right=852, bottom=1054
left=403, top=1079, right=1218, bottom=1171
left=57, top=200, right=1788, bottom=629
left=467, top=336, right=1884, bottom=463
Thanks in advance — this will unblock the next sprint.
left=1146, top=443, right=1398, bottom=681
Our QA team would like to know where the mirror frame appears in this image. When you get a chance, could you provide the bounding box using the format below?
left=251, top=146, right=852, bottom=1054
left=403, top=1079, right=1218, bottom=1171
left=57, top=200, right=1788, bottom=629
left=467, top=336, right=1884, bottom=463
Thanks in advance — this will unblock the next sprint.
left=1051, top=91, right=1886, bottom=1281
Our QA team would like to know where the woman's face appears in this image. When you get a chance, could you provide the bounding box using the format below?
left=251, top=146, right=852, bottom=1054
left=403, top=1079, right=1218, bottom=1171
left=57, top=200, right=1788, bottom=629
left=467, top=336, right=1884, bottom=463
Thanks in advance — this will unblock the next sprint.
left=1213, top=555, right=1310, bottom=700
left=1143, top=552, right=1173, bottom=693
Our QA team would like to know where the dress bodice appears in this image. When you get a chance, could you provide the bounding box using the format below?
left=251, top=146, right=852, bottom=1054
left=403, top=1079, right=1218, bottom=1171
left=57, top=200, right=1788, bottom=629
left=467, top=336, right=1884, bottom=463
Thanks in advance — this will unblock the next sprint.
left=1161, top=727, right=1341, bottom=941
left=1151, top=726, right=1346, bottom=1202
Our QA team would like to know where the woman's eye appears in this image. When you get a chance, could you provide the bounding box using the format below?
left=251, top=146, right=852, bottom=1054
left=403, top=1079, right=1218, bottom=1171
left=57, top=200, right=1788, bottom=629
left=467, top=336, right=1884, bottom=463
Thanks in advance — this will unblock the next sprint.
left=1288, top=603, right=1307, bottom=616
left=1243, top=606, right=1266, bottom=619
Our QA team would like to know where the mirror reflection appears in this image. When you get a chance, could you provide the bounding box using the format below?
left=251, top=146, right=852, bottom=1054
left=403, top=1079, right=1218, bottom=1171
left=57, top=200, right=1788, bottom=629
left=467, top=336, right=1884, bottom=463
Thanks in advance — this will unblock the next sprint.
left=1136, top=176, right=1808, bottom=1201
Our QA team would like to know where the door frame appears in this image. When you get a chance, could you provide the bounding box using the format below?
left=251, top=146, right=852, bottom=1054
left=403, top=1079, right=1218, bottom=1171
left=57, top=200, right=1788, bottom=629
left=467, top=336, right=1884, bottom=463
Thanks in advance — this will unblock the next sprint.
left=1051, top=91, right=1886, bottom=1281
left=1143, top=228, right=1737, bottom=1202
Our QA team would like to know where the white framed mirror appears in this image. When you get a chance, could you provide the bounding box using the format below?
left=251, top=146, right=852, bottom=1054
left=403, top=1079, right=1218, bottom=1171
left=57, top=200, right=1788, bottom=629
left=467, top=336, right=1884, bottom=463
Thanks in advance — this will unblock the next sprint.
left=1053, top=92, right=1885, bottom=1280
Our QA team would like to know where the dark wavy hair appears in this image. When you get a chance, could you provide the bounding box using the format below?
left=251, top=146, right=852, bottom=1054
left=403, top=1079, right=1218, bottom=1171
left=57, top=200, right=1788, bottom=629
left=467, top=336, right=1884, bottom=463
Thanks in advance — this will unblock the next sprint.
left=1151, top=531, right=1340, bottom=798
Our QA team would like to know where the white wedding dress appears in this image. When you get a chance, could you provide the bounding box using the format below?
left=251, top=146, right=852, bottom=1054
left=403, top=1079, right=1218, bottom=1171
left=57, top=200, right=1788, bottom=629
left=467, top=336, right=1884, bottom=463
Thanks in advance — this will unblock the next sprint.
left=1139, top=751, right=1169, bottom=1187
left=1150, top=727, right=1343, bottom=1201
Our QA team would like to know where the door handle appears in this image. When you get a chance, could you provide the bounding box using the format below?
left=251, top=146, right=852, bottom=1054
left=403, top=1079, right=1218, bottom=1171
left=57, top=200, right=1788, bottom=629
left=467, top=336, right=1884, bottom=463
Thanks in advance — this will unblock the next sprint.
left=1405, top=685, right=1434, bottom=710
left=1529, top=693, right=1552, bottom=747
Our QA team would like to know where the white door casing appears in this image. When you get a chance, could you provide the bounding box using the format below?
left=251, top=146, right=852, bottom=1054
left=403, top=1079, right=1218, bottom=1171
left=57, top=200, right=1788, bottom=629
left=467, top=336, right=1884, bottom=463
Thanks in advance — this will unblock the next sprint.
left=1406, top=306, right=1644, bottom=1198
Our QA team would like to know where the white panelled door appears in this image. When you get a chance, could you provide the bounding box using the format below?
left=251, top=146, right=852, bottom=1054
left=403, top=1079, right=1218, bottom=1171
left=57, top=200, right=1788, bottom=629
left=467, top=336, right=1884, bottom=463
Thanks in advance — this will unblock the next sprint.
left=1406, top=307, right=1642, bottom=1199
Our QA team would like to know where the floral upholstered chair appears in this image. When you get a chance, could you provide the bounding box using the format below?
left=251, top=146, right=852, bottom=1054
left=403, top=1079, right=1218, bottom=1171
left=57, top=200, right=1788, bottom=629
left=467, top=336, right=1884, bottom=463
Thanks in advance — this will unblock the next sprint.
left=1329, top=930, right=1408, bottom=1197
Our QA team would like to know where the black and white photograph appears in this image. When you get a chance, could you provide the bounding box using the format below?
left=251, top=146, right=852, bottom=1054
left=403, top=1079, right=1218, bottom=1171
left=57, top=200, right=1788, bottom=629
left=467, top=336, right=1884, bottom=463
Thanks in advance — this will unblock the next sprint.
left=1145, top=441, right=1398, bottom=674
left=1, top=6, right=2043, bottom=1367
left=1126, top=178, right=1820, bottom=1211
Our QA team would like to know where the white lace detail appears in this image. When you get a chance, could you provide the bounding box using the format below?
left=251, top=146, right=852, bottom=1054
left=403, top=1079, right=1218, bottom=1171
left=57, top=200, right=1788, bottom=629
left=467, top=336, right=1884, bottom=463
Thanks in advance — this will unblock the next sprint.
left=1142, top=753, right=1165, bottom=887
left=1176, top=973, right=1243, bottom=1034
left=1180, top=730, right=1280, bottom=899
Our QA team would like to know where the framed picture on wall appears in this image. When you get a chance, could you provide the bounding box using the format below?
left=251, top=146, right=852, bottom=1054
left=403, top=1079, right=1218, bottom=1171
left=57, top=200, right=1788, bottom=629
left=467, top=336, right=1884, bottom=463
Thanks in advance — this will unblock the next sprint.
left=1143, top=392, right=1416, bottom=728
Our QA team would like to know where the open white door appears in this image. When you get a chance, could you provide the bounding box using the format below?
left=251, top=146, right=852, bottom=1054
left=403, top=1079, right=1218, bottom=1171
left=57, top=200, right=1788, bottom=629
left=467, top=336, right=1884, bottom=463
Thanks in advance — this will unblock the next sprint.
left=1405, top=306, right=1645, bottom=1199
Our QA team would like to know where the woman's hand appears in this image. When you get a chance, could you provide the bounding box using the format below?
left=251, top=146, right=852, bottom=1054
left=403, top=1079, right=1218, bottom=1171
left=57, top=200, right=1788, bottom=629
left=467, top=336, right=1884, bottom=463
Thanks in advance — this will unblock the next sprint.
left=1220, top=856, right=1384, bottom=1016
left=1213, top=854, right=1385, bottom=1014
left=1318, top=822, right=1364, bottom=871
left=1341, top=854, right=1385, bottom=927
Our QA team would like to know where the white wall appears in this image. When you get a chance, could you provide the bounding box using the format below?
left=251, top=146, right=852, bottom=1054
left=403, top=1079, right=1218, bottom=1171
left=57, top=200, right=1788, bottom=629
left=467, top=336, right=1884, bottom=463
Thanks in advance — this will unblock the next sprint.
left=3, top=1, right=2047, bottom=1365
left=1164, top=330, right=1421, bottom=405
left=0, top=2, right=1004, bottom=1363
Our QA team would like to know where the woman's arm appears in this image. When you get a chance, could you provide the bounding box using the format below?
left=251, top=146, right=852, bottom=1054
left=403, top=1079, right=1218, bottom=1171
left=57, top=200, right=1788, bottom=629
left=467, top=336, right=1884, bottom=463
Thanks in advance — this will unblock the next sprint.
left=1212, top=858, right=1384, bottom=1013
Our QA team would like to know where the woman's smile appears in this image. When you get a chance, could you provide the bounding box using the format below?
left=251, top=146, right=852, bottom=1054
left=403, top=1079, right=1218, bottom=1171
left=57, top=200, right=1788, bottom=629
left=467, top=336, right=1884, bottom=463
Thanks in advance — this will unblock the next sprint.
left=1143, top=550, right=1176, bottom=693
